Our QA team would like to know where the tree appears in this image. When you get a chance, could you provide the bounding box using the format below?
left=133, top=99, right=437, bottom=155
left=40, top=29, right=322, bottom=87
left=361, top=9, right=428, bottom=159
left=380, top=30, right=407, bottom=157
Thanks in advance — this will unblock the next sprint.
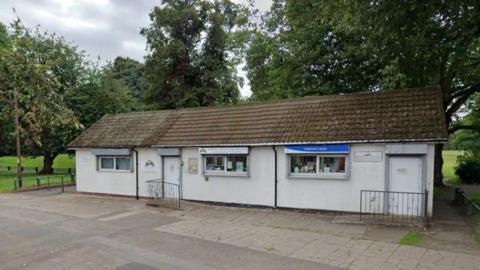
left=246, top=0, right=381, bottom=101
left=0, top=19, right=81, bottom=182
left=66, top=65, right=135, bottom=129
left=141, top=0, right=249, bottom=109
left=246, top=0, right=480, bottom=185
left=110, top=57, right=149, bottom=110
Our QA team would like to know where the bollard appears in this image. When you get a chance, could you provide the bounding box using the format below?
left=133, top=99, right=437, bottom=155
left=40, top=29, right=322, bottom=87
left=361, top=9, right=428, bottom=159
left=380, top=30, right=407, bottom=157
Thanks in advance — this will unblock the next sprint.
left=61, top=176, right=64, bottom=193
left=36, top=176, right=40, bottom=187
left=13, top=179, right=17, bottom=191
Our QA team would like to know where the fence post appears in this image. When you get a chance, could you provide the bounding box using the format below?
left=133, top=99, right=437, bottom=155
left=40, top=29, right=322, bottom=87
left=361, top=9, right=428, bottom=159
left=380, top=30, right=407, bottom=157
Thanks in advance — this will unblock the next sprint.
left=70, top=173, right=74, bottom=183
left=61, top=176, right=64, bottom=193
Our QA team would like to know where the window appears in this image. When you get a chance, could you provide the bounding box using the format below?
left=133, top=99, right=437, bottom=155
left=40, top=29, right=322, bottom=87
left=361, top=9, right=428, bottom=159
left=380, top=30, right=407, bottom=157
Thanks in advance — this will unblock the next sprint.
left=100, top=157, right=114, bottom=170
left=205, top=156, right=225, bottom=171
left=290, top=155, right=317, bottom=173
left=204, top=155, right=248, bottom=175
left=289, top=155, right=347, bottom=178
left=99, top=156, right=132, bottom=172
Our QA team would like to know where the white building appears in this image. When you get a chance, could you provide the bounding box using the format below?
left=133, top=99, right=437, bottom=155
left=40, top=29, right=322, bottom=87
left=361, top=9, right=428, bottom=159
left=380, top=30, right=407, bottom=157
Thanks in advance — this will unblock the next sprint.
left=68, top=88, right=448, bottom=217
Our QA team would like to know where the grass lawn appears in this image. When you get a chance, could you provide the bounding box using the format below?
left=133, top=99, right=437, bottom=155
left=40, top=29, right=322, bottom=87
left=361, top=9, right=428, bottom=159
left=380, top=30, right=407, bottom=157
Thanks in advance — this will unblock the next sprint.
left=443, top=150, right=463, bottom=185
left=399, top=230, right=424, bottom=246
left=0, top=154, right=75, bottom=193
left=0, top=154, right=75, bottom=169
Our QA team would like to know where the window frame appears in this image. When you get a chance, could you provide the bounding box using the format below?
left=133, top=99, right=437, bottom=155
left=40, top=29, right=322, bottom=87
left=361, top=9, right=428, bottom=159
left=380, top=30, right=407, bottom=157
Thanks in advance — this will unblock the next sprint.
left=288, top=154, right=349, bottom=180
left=98, top=155, right=133, bottom=172
left=202, top=154, right=250, bottom=177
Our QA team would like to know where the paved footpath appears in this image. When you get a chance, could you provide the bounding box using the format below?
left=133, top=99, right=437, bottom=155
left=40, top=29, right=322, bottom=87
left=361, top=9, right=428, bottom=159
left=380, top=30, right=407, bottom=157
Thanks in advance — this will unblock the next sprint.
left=0, top=190, right=478, bottom=270
left=157, top=202, right=480, bottom=270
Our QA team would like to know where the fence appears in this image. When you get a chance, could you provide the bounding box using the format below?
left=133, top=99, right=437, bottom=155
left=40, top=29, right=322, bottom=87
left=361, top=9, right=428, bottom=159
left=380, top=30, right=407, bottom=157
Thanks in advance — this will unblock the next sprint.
left=453, top=188, right=480, bottom=242
left=0, top=166, right=74, bottom=175
left=145, top=179, right=181, bottom=209
left=13, top=174, right=76, bottom=193
left=360, top=189, right=428, bottom=226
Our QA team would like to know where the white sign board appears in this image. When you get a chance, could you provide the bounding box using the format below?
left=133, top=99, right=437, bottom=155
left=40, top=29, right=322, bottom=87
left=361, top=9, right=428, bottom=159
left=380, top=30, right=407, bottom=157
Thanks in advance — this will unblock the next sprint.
left=199, top=147, right=249, bottom=155
left=354, top=151, right=383, bottom=162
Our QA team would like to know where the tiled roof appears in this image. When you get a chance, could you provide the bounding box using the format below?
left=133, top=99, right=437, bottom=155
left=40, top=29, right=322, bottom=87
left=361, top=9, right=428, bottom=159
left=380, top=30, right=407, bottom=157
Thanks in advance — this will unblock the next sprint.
left=68, top=110, right=173, bottom=148
left=68, top=87, right=448, bottom=148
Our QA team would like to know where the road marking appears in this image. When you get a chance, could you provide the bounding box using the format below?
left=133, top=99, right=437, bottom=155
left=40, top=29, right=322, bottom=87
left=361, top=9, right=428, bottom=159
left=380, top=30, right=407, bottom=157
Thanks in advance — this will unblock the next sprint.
left=99, top=211, right=141, bottom=221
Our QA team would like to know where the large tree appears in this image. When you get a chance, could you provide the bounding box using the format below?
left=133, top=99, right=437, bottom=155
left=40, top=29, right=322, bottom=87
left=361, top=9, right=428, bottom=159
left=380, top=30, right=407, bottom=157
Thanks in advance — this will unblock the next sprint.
left=246, top=0, right=480, bottom=185
left=0, top=19, right=81, bottom=181
left=110, top=57, right=149, bottom=110
left=141, top=0, right=249, bottom=109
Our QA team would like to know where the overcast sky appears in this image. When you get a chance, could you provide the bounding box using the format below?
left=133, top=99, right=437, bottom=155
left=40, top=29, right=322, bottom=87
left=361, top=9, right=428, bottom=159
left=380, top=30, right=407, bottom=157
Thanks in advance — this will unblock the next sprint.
left=0, top=0, right=272, bottom=96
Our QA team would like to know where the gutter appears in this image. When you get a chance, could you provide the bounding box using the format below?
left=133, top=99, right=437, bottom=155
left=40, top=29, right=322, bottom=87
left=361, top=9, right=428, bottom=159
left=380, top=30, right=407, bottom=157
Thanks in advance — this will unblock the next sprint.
left=272, top=146, right=277, bottom=208
left=151, top=138, right=449, bottom=148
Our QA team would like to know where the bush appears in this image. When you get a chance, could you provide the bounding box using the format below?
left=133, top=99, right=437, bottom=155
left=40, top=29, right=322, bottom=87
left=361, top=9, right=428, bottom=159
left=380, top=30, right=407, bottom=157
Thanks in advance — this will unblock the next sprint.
left=455, top=154, right=480, bottom=184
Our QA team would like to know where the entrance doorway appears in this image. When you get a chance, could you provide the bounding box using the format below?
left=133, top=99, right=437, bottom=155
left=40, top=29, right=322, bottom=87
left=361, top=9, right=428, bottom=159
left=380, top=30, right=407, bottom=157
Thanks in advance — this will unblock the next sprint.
left=164, top=157, right=180, bottom=185
left=388, top=156, right=423, bottom=216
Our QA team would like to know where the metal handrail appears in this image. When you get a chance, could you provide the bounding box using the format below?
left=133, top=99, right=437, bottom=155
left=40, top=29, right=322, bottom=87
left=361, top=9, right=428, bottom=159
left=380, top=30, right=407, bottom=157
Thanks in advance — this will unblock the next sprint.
left=146, top=179, right=181, bottom=209
left=360, top=189, right=428, bottom=226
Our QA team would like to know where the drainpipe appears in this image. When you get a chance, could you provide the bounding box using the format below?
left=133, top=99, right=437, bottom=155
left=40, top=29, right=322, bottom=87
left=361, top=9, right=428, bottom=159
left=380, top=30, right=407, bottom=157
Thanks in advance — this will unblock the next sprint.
left=134, top=149, right=139, bottom=200
left=273, top=146, right=278, bottom=207
left=179, top=147, right=183, bottom=200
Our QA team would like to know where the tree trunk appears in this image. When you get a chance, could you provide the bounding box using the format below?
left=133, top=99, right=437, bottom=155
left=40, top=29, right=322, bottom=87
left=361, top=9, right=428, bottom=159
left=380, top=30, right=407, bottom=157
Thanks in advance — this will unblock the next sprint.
left=41, top=154, right=56, bottom=175
left=434, top=144, right=445, bottom=187
left=13, top=92, right=23, bottom=188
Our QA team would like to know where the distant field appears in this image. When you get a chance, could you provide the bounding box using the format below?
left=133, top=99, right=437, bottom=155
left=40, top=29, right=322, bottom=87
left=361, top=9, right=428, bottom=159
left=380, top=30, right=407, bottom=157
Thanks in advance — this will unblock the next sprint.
left=0, top=154, right=75, bottom=169
left=0, top=154, right=75, bottom=192
left=442, top=150, right=463, bottom=185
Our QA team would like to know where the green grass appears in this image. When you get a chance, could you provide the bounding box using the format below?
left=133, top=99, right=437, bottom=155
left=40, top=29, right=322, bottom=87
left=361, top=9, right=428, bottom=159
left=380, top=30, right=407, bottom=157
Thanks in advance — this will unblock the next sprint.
left=443, top=150, right=463, bottom=185
left=0, top=154, right=75, bottom=168
left=399, top=230, right=423, bottom=246
left=0, top=154, right=75, bottom=193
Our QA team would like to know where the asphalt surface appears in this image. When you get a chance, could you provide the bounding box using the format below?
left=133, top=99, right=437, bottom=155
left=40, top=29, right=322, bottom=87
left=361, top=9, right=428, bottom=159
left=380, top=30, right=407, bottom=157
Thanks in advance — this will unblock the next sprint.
left=0, top=189, right=339, bottom=270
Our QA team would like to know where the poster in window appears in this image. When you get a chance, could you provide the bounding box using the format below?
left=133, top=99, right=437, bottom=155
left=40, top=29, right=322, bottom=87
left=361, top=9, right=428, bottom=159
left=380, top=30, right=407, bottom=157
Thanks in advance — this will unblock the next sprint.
left=188, top=158, right=198, bottom=174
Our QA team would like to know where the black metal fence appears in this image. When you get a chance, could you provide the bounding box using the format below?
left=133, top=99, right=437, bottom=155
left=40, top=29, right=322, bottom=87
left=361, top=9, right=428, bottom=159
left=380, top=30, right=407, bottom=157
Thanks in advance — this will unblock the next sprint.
left=146, top=179, right=181, bottom=209
left=0, top=166, right=74, bottom=175
left=360, top=189, right=428, bottom=226
left=13, top=174, right=76, bottom=192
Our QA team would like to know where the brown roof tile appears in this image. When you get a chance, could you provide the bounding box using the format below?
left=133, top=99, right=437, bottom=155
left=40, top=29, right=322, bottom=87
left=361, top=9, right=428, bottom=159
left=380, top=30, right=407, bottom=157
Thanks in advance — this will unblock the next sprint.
left=68, top=87, right=448, bottom=148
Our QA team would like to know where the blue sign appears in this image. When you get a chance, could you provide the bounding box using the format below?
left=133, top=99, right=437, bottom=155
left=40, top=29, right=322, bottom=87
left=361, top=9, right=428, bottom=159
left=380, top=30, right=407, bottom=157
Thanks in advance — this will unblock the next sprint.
left=285, top=144, right=350, bottom=154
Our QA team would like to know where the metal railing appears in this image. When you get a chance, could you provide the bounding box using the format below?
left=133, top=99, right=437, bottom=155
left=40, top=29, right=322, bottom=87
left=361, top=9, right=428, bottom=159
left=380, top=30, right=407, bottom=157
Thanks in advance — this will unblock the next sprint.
left=13, top=174, right=76, bottom=193
left=454, top=188, right=480, bottom=216
left=360, top=189, right=428, bottom=225
left=0, top=166, right=74, bottom=175
left=146, top=179, right=181, bottom=209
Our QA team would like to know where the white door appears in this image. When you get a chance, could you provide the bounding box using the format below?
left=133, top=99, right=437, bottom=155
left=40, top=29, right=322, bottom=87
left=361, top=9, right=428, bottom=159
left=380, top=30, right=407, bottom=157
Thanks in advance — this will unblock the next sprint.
left=388, top=157, right=423, bottom=216
left=164, top=157, right=180, bottom=185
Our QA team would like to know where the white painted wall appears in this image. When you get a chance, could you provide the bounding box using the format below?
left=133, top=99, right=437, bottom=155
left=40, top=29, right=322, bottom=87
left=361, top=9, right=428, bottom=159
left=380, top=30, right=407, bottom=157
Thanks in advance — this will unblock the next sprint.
left=75, top=149, right=137, bottom=196
left=277, top=144, right=386, bottom=212
left=181, top=147, right=275, bottom=206
left=75, top=148, right=162, bottom=197
left=75, top=143, right=436, bottom=216
left=426, top=144, right=435, bottom=216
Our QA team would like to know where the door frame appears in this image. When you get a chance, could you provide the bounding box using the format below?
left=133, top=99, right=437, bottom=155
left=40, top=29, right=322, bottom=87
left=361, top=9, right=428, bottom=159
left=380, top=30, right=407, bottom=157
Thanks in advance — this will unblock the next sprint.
left=159, top=149, right=183, bottom=199
left=384, top=154, right=427, bottom=215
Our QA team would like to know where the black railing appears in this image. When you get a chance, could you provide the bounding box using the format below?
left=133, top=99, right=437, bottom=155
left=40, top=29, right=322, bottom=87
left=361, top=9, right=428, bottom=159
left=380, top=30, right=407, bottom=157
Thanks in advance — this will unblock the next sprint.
left=13, top=174, right=76, bottom=192
left=146, top=179, right=181, bottom=209
left=360, top=189, right=428, bottom=225
left=454, top=188, right=480, bottom=217
left=0, top=166, right=74, bottom=175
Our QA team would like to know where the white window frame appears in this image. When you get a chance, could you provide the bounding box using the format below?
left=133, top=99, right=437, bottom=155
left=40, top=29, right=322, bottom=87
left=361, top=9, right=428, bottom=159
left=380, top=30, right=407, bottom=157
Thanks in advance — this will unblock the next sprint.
left=288, top=154, right=349, bottom=180
left=98, top=155, right=133, bottom=172
left=203, top=154, right=249, bottom=177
